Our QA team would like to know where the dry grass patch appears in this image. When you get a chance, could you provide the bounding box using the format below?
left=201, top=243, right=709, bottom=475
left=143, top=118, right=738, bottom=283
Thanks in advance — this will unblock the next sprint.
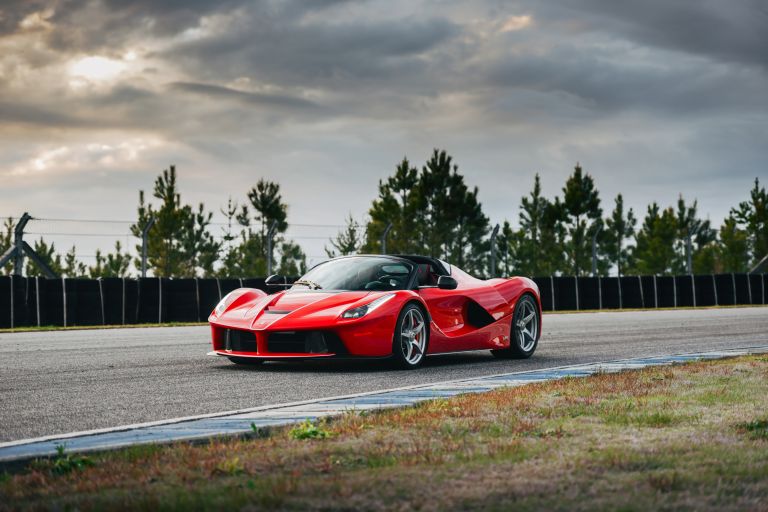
left=2, top=356, right=768, bottom=511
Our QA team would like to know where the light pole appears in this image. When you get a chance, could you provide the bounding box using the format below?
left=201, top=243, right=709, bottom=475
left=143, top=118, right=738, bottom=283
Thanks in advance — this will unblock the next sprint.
left=266, top=220, right=278, bottom=275
left=141, top=216, right=155, bottom=278
left=489, top=223, right=500, bottom=278
left=591, top=220, right=603, bottom=277
left=381, top=222, right=393, bottom=254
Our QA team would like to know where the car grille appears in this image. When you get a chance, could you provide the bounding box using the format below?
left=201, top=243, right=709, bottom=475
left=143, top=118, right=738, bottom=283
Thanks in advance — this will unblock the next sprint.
left=267, top=331, right=347, bottom=355
left=224, top=329, right=257, bottom=352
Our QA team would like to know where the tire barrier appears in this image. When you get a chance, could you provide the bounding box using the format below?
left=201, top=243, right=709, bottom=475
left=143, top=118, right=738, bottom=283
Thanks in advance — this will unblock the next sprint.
left=0, top=274, right=765, bottom=328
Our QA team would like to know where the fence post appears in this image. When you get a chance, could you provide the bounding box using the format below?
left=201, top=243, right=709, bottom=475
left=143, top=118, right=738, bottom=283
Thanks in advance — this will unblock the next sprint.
left=731, top=273, right=737, bottom=304
left=673, top=277, right=677, bottom=308
left=618, top=277, right=623, bottom=309
left=691, top=274, right=696, bottom=308
left=712, top=274, right=718, bottom=306
left=747, top=274, right=753, bottom=304
left=122, top=277, right=126, bottom=325
left=574, top=276, right=579, bottom=310
left=653, top=275, right=658, bottom=308
left=158, top=277, right=162, bottom=323
left=98, top=278, right=105, bottom=325
left=62, top=277, right=67, bottom=328
left=598, top=276, right=603, bottom=310
left=638, top=275, right=644, bottom=308
left=195, top=278, right=201, bottom=322
left=35, top=276, right=41, bottom=327
left=550, top=276, right=555, bottom=311
left=9, top=275, right=14, bottom=329
left=216, top=278, right=222, bottom=301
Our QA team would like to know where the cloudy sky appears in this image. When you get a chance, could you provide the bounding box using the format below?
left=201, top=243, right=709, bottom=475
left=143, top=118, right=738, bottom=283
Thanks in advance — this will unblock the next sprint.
left=1, top=0, right=766, bottom=263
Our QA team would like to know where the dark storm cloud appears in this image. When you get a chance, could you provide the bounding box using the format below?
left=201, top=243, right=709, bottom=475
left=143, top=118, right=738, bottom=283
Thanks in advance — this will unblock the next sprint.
left=557, top=0, right=768, bottom=68
left=486, top=0, right=767, bottom=77
left=163, top=16, right=460, bottom=88
left=484, top=45, right=768, bottom=114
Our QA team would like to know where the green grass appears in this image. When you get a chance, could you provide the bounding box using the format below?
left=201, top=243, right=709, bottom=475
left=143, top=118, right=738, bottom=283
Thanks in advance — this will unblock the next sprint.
left=2, top=356, right=768, bottom=511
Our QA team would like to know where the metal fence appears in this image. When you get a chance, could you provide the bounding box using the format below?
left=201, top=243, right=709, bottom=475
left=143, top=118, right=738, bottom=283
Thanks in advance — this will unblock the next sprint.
left=0, top=274, right=765, bottom=329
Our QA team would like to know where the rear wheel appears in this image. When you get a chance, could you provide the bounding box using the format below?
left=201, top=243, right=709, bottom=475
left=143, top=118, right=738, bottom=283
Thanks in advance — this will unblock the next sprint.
left=228, top=357, right=265, bottom=366
left=492, top=293, right=540, bottom=359
left=391, top=303, right=428, bottom=369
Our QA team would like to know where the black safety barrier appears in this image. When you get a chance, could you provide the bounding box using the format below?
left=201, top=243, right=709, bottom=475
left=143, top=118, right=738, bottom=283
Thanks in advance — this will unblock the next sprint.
left=600, top=277, right=620, bottom=310
left=0, top=273, right=764, bottom=329
left=693, top=275, right=717, bottom=307
left=577, top=277, right=600, bottom=310
left=532, top=277, right=554, bottom=311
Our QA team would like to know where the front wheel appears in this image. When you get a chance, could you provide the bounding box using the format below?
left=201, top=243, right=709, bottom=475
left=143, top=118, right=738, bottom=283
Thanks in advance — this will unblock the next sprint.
left=492, top=293, right=540, bottom=359
left=391, top=303, right=429, bottom=369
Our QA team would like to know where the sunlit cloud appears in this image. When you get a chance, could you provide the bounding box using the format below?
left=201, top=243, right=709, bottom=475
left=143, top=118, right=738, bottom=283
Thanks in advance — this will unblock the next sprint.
left=500, top=15, right=532, bottom=32
left=69, top=56, right=127, bottom=82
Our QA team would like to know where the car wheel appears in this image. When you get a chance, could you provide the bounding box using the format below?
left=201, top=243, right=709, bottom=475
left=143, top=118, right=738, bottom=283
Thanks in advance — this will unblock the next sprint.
left=228, top=357, right=265, bottom=366
left=392, top=303, right=429, bottom=369
left=492, top=293, right=540, bottom=359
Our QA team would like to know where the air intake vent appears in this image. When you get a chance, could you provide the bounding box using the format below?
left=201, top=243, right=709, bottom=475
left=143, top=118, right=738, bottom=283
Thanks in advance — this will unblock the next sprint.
left=225, top=329, right=257, bottom=352
left=267, top=331, right=347, bottom=354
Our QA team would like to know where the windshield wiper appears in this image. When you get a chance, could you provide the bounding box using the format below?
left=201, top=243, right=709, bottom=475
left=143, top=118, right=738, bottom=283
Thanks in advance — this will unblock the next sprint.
left=293, top=279, right=323, bottom=290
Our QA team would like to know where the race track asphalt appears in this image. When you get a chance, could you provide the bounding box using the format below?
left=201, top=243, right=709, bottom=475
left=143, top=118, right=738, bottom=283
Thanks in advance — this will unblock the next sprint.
left=1, top=307, right=766, bottom=442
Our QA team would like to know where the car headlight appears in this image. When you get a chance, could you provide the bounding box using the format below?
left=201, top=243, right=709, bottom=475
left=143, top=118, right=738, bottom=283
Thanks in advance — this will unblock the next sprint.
left=214, top=292, right=236, bottom=316
left=341, top=293, right=396, bottom=319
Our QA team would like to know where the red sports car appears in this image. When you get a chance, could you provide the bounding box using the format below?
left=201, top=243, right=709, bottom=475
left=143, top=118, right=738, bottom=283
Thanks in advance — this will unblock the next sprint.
left=208, top=255, right=541, bottom=369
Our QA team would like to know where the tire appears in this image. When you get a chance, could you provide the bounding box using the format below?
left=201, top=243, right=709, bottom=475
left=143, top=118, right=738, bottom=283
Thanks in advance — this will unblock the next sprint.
left=228, top=357, right=265, bottom=366
left=391, top=303, right=429, bottom=369
left=492, top=293, right=540, bottom=359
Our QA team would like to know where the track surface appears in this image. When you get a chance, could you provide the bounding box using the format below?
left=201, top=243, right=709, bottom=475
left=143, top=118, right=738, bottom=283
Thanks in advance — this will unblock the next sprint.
left=1, top=307, right=766, bottom=442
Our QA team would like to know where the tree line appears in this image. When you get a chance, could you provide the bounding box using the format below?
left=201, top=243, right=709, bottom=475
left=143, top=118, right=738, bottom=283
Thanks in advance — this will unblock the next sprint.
left=1, top=152, right=766, bottom=278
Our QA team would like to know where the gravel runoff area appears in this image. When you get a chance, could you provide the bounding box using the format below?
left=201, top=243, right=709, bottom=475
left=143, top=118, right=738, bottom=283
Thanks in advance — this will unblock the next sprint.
left=0, top=307, right=766, bottom=442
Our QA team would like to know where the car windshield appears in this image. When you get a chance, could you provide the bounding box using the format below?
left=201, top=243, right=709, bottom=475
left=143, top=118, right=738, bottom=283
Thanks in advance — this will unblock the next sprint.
left=292, top=257, right=413, bottom=291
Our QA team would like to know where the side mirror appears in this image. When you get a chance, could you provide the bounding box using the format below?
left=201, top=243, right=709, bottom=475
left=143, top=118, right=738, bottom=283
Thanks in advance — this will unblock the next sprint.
left=437, top=275, right=458, bottom=290
left=265, top=274, right=288, bottom=287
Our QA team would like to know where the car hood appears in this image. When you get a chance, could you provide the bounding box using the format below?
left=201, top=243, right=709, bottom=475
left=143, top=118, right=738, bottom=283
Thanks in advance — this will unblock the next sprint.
left=222, top=289, right=375, bottom=330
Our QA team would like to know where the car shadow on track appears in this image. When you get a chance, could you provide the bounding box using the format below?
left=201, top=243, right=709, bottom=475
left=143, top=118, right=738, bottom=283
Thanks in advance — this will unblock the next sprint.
left=210, top=350, right=540, bottom=374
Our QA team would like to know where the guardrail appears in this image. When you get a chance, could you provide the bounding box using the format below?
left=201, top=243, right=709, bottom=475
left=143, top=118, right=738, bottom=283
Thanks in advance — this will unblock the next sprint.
left=0, top=274, right=765, bottom=329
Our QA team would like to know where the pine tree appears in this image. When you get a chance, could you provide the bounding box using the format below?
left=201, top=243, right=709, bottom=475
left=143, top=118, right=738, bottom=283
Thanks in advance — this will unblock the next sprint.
left=89, top=241, right=132, bottom=278
left=731, top=178, right=768, bottom=269
left=674, top=196, right=715, bottom=274
left=517, top=174, right=566, bottom=276
left=326, top=214, right=363, bottom=257
left=1, top=217, right=13, bottom=275
left=63, top=246, right=87, bottom=277
left=364, top=158, right=420, bottom=254
left=631, top=203, right=678, bottom=275
left=718, top=215, right=749, bottom=272
left=495, top=221, right=523, bottom=277
left=25, top=238, right=64, bottom=277
left=130, top=166, right=219, bottom=277
left=277, top=241, right=306, bottom=276
left=603, top=194, right=636, bottom=276
left=562, top=163, right=602, bottom=276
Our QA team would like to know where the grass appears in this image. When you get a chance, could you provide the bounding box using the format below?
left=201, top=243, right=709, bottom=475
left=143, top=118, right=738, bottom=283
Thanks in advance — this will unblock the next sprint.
left=2, top=355, right=768, bottom=510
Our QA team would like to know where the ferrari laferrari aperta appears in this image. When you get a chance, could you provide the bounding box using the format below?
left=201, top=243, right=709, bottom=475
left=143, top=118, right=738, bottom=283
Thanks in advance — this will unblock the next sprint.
left=208, top=255, right=541, bottom=369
